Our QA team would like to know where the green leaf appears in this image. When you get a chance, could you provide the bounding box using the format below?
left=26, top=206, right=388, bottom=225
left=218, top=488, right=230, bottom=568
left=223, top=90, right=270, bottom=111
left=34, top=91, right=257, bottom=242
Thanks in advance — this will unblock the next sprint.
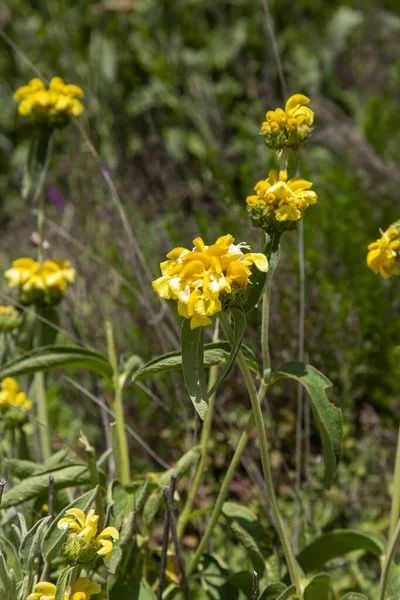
left=0, top=345, right=113, bottom=381
left=0, top=550, right=17, bottom=600
left=22, top=129, right=52, bottom=201
left=227, top=571, right=253, bottom=595
left=341, top=594, right=369, bottom=599
left=41, top=487, right=99, bottom=562
left=303, top=574, right=331, bottom=600
left=5, top=448, right=70, bottom=479
left=0, top=464, right=91, bottom=509
left=108, top=573, right=156, bottom=599
left=222, top=502, right=271, bottom=575
left=55, top=566, right=73, bottom=600
left=271, top=361, right=343, bottom=487
left=132, top=342, right=259, bottom=382
left=259, top=583, right=287, bottom=600
left=20, top=516, right=50, bottom=573
left=242, top=232, right=281, bottom=313
left=181, top=321, right=208, bottom=420
left=208, top=309, right=246, bottom=397
left=297, top=529, right=385, bottom=573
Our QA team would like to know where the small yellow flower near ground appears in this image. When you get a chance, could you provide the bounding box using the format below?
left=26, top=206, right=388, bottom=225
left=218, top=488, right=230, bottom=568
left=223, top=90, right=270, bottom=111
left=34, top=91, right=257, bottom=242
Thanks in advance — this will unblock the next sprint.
left=58, top=508, right=119, bottom=563
left=246, top=170, right=317, bottom=233
left=14, top=77, right=84, bottom=128
left=0, top=305, right=22, bottom=332
left=367, top=224, right=400, bottom=279
left=0, top=377, right=32, bottom=411
left=4, top=258, right=76, bottom=306
left=152, top=235, right=269, bottom=328
left=261, top=94, right=314, bottom=150
left=27, top=578, right=100, bottom=600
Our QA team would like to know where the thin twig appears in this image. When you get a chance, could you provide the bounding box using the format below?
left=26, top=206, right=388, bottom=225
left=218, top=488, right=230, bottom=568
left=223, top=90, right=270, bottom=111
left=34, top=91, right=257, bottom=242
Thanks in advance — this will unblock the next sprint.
left=157, top=475, right=177, bottom=600
left=163, top=474, right=191, bottom=600
left=253, top=571, right=259, bottom=600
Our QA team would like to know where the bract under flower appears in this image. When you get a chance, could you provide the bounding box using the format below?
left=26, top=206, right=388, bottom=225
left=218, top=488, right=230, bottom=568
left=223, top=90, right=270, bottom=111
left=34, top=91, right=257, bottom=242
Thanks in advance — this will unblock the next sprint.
left=246, top=170, right=317, bottom=233
left=152, top=235, right=269, bottom=328
left=261, top=94, right=314, bottom=150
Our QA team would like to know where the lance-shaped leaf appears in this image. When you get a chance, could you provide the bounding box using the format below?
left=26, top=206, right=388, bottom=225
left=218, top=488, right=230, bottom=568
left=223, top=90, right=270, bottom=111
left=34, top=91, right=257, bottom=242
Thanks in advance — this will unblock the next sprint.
left=0, top=464, right=91, bottom=509
left=222, top=502, right=272, bottom=575
left=260, top=585, right=296, bottom=600
left=132, top=342, right=259, bottom=383
left=270, top=361, right=343, bottom=488
left=55, top=566, right=74, bottom=600
left=181, top=321, right=208, bottom=420
left=242, top=232, right=281, bottom=313
left=297, top=529, right=385, bottom=573
left=0, top=345, right=113, bottom=381
left=303, top=574, right=331, bottom=600
left=208, top=309, right=246, bottom=397
left=23, top=129, right=53, bottom=201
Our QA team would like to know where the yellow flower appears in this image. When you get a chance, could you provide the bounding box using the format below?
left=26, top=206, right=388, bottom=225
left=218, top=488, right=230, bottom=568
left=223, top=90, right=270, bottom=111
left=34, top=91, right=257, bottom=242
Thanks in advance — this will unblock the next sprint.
left=4, top=258, right=76, bottom=306
left=0, top=377, right=32, bottom=411
left=261, top=94, right=314, bottom=150
left=58, top=508, right=119, bottom=562
left=367, top=224, right=400, bottom=279
left=26, top=578, right=100, bottom=600
left=14, top=77, right=84, bottom=128
left=0, top=305, right=22, bottom=332
left=152, top=235, right=269, bottom=328
left=246, top=170, right=317, bottom=233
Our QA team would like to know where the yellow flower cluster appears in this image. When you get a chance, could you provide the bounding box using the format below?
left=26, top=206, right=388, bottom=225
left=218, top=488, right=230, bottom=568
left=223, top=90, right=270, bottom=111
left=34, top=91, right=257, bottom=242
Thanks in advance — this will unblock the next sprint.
left=14, top=77, right=84, bottom=128
left=0, top=378, right=32, bottom=412
left=58, top=508, right=119, bottom=563
left=152, top=235, right=269, bottom=328
left=367, top=224, right=400, bottom=279
left=246, top=170, right=317, bottom=233
left=0, top=305, right=22, bottom=332
left=27, top=578, right=100, bottom=600
left=5, top=258, right=76, bottom=306
left=261, top=94, right=314, bottom=150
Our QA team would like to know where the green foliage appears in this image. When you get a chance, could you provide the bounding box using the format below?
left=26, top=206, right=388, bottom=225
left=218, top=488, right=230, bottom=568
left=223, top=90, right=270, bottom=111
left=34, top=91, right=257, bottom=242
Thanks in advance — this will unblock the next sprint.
left=181, top=320, right=209, bottom=419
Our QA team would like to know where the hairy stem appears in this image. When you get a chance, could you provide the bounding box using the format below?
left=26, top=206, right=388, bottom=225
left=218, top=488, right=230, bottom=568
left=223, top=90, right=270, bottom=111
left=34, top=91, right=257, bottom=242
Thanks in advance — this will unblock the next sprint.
left=389, top=426, right=400, bottom=539
left=219, top=312, right=301, bottom=594
left=379, top=516, right=400, bottom=600
left=106, top=320, right=130, bottom=484
left=35, top=309, right=51, bottom=461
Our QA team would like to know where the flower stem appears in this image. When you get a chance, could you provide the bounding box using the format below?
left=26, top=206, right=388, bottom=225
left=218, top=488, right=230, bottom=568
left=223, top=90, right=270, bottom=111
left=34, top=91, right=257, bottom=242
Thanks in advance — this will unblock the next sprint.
left=177, top=363, right=218, bottom=539
left=187, top=408, right=257, bottom=576
left=261, top=289, right=271, bottom=383
left=219, top=312, right=301, bottom=594
left=106, top=320, right=130, bottom=484
left=379, top=516, right=400, bottom=600
left=389, top=426, right=400, bottom=539
left=35, top=309, right=51, bottom=461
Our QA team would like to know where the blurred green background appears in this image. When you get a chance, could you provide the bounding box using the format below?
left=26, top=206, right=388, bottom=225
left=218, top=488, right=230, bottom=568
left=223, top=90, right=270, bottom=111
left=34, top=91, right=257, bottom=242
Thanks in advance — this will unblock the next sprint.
left=1, top=0, right=400, bottom=559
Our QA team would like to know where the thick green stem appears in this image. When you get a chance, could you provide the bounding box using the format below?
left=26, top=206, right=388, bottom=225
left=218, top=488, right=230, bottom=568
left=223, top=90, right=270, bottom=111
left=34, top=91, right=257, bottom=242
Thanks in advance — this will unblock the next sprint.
left=106, top=321, right=130, bottom=484
left=261, top=290, right=271, bottom=382
left=219, top=312, right=301, bottom=594
left=35, top=311, right=51, bottom=461
left=389, top=426, right=400, bottom=539
left=379, top=517, right=400, bottom=600
left=177, top=362, right=218, bottom=539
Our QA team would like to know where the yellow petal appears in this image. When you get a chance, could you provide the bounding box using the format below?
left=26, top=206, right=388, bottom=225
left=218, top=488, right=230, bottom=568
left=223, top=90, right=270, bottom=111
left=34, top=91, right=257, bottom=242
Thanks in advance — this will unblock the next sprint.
left=244, top=253, right=269, bottom=272
left=190, top=314, right=212, bottom=329
left=152, top=276, right=172, bottom=299
left=33, top=582, right=57, bottom=595
left=64, top=508, right=86, bottom=528
left=275, top=204, right=301, bottom=222
left=285, top=94, right=310, bottom=115
left=288, top=178, right=313, bottom=192
left=97, top=526, right=119, bottom=541
left=71, top=578, right=101, bottom=597
left=97, top=538, right=113, bottom=558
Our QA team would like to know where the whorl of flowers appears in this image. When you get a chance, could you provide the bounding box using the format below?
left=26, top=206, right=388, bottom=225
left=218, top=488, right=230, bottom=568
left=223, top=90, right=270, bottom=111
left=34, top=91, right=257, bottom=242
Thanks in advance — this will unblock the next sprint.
left=0, top=305, right=22, bottom=332
left=367, top=223, right=400, bottom=279
left=261, top=94, right=314, bottom=150
left=58, top=508, right=119, bottom=563
left=152, top=234, right=269, bottom=328
left=0, top=378, right=32, bottom=412
left=27, top=578, right=101, bottom=600
left=4, top=258, right=76, bottom=306
left=14, top=77, right=84, bottom=128
left=246, top=170, right=317, bottom=234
